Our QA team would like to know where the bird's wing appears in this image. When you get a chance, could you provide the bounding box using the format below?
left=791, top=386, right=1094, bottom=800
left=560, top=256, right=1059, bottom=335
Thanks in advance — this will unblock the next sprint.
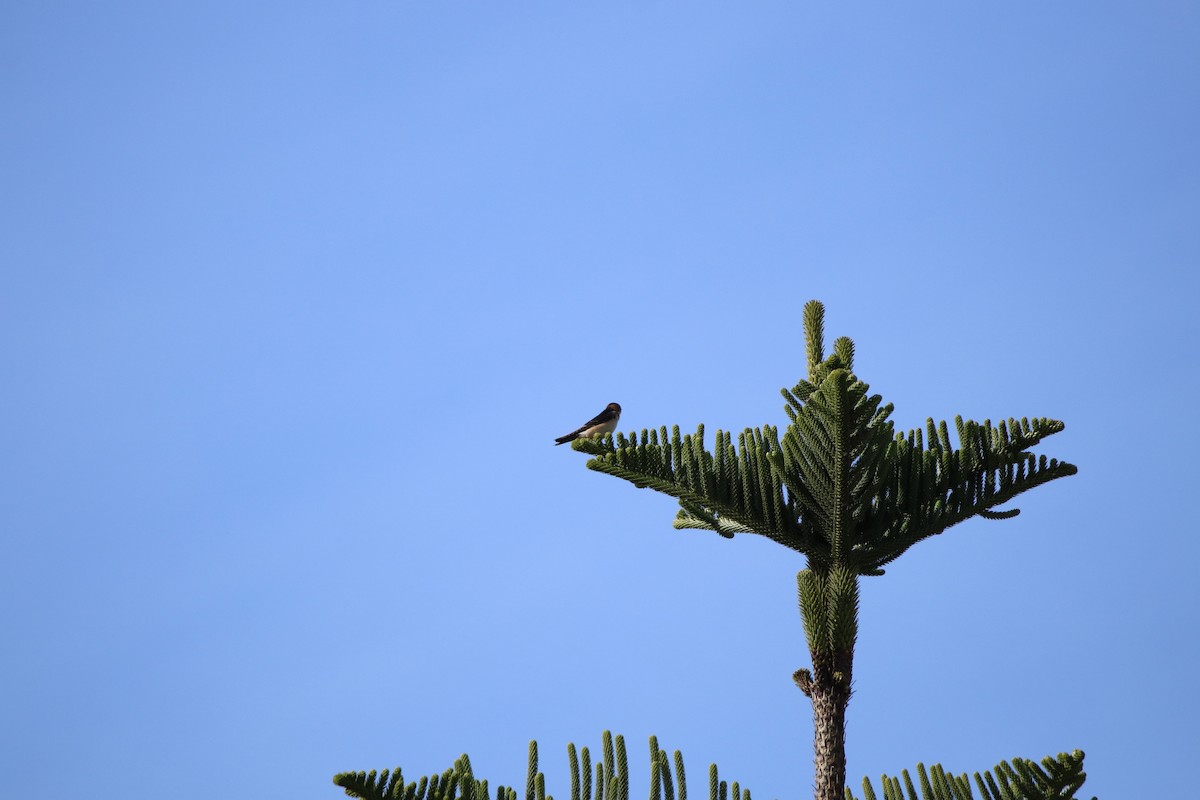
left=580, top=407, right=616, bottom=428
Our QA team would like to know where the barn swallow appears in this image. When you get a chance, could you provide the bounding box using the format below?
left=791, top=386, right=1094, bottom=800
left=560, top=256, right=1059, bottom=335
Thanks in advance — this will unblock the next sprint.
left=555, top=402, right=621, bottom=445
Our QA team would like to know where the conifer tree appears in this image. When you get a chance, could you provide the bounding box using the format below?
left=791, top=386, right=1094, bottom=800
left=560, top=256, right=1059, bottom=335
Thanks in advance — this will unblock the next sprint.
left=334, top=301, right=1082, bottom=800
left=565, top=301, right=1077, bottom=800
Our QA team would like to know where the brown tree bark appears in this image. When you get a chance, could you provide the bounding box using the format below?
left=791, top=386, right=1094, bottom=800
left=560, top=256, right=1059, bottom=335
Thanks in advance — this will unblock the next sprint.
left=796, top=649, right=853, bottom=800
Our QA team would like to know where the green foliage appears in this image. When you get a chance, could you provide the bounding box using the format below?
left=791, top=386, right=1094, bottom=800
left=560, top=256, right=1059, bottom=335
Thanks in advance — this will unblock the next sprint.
left=849, top=750, right=1094, bottom=800
left=571, top=302, right=1076, bottom=577
left=797, top=565, right=859, bottom=653
left=333, top=734, right=754, bottom=800
left=331, top=734, right=1093, bottom=800
left=332, top=752, right=503, bottom=800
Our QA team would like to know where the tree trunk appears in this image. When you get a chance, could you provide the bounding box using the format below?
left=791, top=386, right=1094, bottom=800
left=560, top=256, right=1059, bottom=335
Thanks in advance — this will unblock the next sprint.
left=798, top=650, right=853, bottom=800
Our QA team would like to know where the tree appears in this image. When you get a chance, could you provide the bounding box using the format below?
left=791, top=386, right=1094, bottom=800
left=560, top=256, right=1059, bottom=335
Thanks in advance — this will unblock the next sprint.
left=573, top=301, right=1076, bottom=799
left=334, top=733, right=1093, bottom=800
left=334, top=301, right=1084, bottom=800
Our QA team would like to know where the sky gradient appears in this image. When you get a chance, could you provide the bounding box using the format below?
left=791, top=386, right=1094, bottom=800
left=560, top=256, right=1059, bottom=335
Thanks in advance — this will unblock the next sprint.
left=3, top=4, right=1198, bottom=799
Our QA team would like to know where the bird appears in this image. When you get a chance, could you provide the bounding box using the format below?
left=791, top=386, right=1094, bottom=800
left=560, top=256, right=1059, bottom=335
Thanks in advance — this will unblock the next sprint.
left=555, top=402, right=621, bottom=445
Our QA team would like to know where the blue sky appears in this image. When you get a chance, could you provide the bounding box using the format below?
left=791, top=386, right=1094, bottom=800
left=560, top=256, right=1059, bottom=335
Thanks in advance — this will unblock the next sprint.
left=2, top=3, right=1197, bottom=799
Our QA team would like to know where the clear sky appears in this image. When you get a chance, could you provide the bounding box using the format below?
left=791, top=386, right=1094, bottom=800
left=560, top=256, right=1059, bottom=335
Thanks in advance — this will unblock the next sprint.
left=3, top=3, right=1197, bottom=799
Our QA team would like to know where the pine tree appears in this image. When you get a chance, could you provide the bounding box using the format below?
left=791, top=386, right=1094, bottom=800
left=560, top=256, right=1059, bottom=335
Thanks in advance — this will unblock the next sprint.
left=334, top=301, right=1084, bottom=800
left=565, top=301, right=1077, bottom=800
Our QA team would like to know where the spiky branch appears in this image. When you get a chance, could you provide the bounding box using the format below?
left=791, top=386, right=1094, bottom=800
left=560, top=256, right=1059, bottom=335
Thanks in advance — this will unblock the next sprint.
left=574, top=390, right=1075, bottom=576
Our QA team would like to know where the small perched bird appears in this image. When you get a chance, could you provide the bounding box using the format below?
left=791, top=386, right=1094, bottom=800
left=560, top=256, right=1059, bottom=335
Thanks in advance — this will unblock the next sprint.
left=555, top=402, right=621, bottom=445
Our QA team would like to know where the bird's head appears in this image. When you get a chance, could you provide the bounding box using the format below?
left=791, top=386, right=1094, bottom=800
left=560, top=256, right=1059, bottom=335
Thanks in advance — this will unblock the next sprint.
left=607, top=403, right=622, bottom=416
